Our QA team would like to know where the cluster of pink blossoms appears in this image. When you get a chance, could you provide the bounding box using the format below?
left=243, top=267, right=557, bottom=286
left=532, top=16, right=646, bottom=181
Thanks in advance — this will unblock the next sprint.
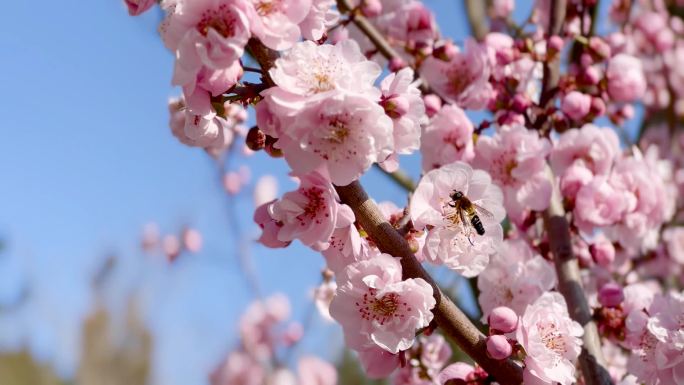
left=126, top=0, right=684, bottom=384
left=210, top=294, right=338, bottom=385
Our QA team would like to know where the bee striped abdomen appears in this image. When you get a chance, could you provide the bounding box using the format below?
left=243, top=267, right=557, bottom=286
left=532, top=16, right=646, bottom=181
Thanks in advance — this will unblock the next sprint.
left=470, top=215, right=485, bottom=235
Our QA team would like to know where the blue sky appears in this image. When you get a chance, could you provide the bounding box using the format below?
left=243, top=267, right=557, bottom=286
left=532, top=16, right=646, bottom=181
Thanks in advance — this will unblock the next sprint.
left=0, top=1, right=630, bottom=384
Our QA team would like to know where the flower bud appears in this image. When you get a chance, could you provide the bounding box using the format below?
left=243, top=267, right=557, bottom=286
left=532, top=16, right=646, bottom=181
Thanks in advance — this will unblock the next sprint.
left=423, top=94, right=442, bottom=117
left=434, top=40, right=458, bottom=61
left=580, top=66, right=600, bottom=85
left=547, top=35, right=564, bottom=56
left=590, top=97, right=606, bottom=117
left=381, top=95, right=410, bottom=119
left=590, top=237, right=615, bottom=267
left=488, top=306, right=518, bottom=333
left=125, top=0, right=155, bottom=16
left=246, top=126, right=266, bottom=151
left=510, top=94, right=529, bottom=113
left=486, top=335, right=512, bottom=360
left=182, top=228, right=203, bottom=253
left=361, top=0, right=382, bottom=18
left=599, top=283, right=624, bottom=308
left=561, top=91, right=591, bottom=121
left=389, top=57, right=406, bottom=72
left=589, top=36, right=611, bottom=59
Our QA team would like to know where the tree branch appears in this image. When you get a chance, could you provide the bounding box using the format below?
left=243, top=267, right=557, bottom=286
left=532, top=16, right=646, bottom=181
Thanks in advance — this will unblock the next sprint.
left=535, top=2, right=610, bottom=384
left=336, top=0, right=403, bottom=61
left=336, top=181, right=523, bottom=385
left=464, top=0, right=489, bottom=41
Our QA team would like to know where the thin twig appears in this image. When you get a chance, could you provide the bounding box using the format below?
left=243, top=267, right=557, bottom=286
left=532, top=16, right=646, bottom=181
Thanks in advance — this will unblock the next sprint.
left=464, top=0, right=489, bottom=41
left=373, top=164, right=416, bottom=192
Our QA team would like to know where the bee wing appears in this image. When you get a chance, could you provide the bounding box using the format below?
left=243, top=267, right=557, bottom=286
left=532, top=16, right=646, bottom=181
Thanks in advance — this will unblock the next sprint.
left=472, top=203, right=496, bottom=222
left=458, top=207, right=473, bottom=239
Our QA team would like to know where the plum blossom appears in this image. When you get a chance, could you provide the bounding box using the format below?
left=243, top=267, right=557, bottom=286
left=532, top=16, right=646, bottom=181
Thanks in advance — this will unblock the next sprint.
left=606, top=53, right=647, bottom=102
left=321, top=223, right=374, bottom=274
left=278, top=92, right=394, bottom=186
left=264, top=39, right=381, bottom=117
left=573, top=175, right=630, bottom=233
left=298, top=356, right=338, bottom=385
left=254, top=200, right=290, bottom=248
left=421, top=39, right=493, bottom=109
left=517, top=292, right=584, bottom=385
left=210, top=351, right=265, bottom=385
left=248, top=0, right=312, bottom=50
left=239, top=293, right=291, bottom=360
left=561, top=91, right=592, bottom=121
left=299, top=0, right=339, bottom=41
left=663, top=227, right=684, bottom=264
left=420, top=104, right=475, bottom=172
left=358, top=346, right=401, bottom=379
left=411, top=162, right=505, bottom=277
left=478, top=239, right=556, bottom=318
left=168, top=96, right=237, bottom=152
left=551, top=124, right=621, bottom=176
left=378, top=68, right=427, bottom=170
left=270, top=172, right=355, bottom=250
left=313, top=279, right=337, bottom=321
left=329, top=253, right=435, bottom=354
left=393, top=334, right=452, bottom=385
left=474, top=125, right=552, bottom=223
left=624, top=291, right=684, bottom=385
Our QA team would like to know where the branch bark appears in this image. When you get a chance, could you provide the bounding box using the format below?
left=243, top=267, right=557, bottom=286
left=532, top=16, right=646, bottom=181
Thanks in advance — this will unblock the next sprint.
left=537, top=4, right=610, bottom=383
left=464, top=0, right=489, bottom=41
left=336, top=181, right=523, bottom=385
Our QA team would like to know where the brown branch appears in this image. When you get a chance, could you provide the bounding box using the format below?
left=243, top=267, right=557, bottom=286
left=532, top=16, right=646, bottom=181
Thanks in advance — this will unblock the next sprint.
left=336, top=0, right=403, bottom=61
left=464, top=0, right=489, bottom=41
left=535, top=2, right=610, bottom=384
left=336, top=181, right=523, bottom=385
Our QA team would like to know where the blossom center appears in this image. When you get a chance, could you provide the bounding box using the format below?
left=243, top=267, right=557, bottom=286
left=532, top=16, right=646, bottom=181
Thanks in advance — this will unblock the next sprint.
left=297, top=187, right=326, bottom=225
left=357, top=288, right=411, bottom=325
left=538, top=321, right=567, bottom=356
left=324, top=116, right=350, bottom=144
left=255, top=0, right=279, bottom=16
left=197, top=6, right=238, bottom=38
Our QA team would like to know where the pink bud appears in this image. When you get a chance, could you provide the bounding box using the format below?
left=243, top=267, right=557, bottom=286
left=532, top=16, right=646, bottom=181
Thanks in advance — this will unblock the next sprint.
left=581, top=66, right=601, bottom=85
left=381, top=95, right=410, bottom=119
left=590, top=97, right=606, bottom=117
left=655, top=29, right=675, bottom=52
left=361, top=0, right=382, bottom=18
left=510, top=94, right=529, bottom=113
left=590, top=237, right=615, bottom=267
left=580, top=53, right=594, bottom=68
left=182, top=228, right=203, bottom=253
left=599, top=283, right=624, bottom=308
left=620, top=104, right=635, bottom=120
left=589, top=37, right=611, bottom=59
left=389, top=57, right=406, bottom=72
left=223, top=172, right=243, bottom=195
left=548, top=35, right=564, bottom=54
left=561, top=91, right=592, bottom=121
left=486, top=335, right=512, bottom=360
left=125, top=0, right=155, bottom=16
left=434, top=41, right=458, bottom=61
left=423, top=94, right=442, bottom=117
left=488, top=306, right=518, bottom=333
left=163, top=235, right=181, bottom=262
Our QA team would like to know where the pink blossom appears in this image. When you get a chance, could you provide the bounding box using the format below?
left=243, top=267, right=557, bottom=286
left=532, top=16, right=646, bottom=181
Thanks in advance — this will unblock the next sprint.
left=517, top=292, right=584, bottom=385
left=125, top=0, right=156, bottom=15
left=478, top=239, right=556, bottom=318
left=278, top=92, right=394, bottom=186
left=377, top=201, right=426, bottom=258
left=181, top=228, right=203, bottom=253
left=210, top=351, right=264, bottom=385
left=321, top=224, right=373, bottom=274
left=663, top=227, right=684, bottom=264
left=421, top=39, right=493, bottom=109
left=420, top=104, right=475, bottom=171
left=239, top=293, right=290, bottom=359
left=598, top=282, right=624, bottom=308
left=559, top=162, right=594, bottom=200
left=357, top=346, right=400, bottom=379
left=550, top=124, right=621, bottom=177
left=490, top=0, right=514, bottom=19
left=163, top=234, right=181, bottom=261
left=393, top=334, right=452, bottom=385
left=590, top=234, right=616, bottom=267
left=561, top=91, right=592, bottom=121
left=379, top=68, right=427, bottom=157
left=253, top=175, right=279, bottom=207
left=474, top=125, right=552, bottom=222
left=411, top=162, right=505, bottom=277
left=438, top=362, right=476, bottom=385
left=265, top=40, right=381, bottom=114
left=271, top=172, right=354, bottom=250
left=329, top=253, right=435, bottom=354
left=573, top=175, right=629, bottom=233
left=312, top=280, right=336, bottom=322
left=254, top=201, right=290, bottom=248
left=606, top=54, right=647, bottom=102
left=248, top=0, right=312, bottom=50
left=298, top=356, right=337, bottom=385
left=299, top=0, right=339, bottom=41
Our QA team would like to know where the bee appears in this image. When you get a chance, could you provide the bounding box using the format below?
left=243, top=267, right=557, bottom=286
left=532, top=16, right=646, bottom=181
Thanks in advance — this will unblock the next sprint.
left=446, top=190, right=494, bottom=242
